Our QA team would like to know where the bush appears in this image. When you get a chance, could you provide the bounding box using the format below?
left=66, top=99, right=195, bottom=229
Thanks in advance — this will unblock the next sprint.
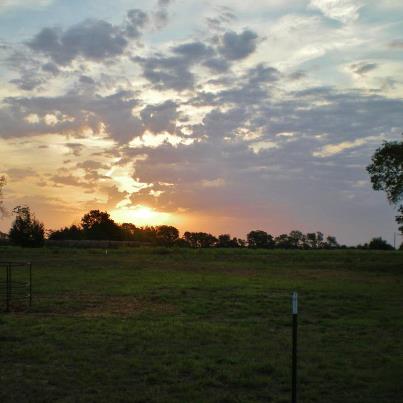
left=9, top=206, right=45, bottom=247
left=368, top=237, right=394, bottom=250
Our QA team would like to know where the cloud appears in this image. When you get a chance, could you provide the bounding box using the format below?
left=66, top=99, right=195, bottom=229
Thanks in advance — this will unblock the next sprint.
left=152, top=0, right=175, bottom=28
left=140, top=100, right=178, bottom=134
left=349, top=62, right=378, bottom=76
left=125, top=9, right=149, bottom=38
left=134, top=54, right=195, bottom=91
left=27, top=21, right=127, bottom=65
left=172, top=41, right=214, bottom=60
left=41, top=62, right=59, bottom=75
left=26, top=9, right=148, bottom=66
left=5, top=167, right=36, bottom=180
left=309, top=0, right=363, bottom=23
left=0, top=90, right=143, bottom=143
left=218, top=29, right=258, bottom=60
left=312, top=138, right=368, bottom=157
left=0, top=0, right=53, bottom=13
left=206, top=6, right=237, bottom=32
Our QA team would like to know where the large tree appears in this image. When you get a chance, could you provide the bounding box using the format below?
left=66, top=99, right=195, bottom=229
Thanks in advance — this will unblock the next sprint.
left=367, top=138, right=403, bottom=204
left=156, top=225, right=179, bottom=246
left=81, top=210, right=121, bottom=240
left=367, top=136, right=403, bottom=235
left=247, top=230, right=274, bottom=248
left=9, top=205, right=45, bottom=247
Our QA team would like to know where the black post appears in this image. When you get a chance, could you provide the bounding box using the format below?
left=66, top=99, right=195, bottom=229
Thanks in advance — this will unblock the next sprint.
left=292, top=292, right=298, bottom=403
left=6, top=264, right=10, bottom=313
left=29, top=262, right=32, bottom=307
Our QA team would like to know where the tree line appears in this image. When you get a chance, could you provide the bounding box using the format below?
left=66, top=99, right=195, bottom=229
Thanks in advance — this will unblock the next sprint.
left=3, top=206, right=395, bottom=250
left=48, top=209, right=344, bottom=249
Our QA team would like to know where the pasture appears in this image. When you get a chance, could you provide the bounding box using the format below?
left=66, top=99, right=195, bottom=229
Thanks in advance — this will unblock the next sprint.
left=0, top=247, right=402, bottom=402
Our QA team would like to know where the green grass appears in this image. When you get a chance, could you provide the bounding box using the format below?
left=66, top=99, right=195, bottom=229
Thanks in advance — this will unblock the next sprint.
left=0, top=247, right=402, bottom=402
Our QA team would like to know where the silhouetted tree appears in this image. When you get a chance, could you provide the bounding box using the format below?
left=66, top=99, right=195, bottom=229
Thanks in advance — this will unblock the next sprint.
left=247, top=230, right=274, bottom=248
left=120, top=223, right=138, bottom=241
left=81, top=210, right=121, bottom=240
left=156, top=225, right=179, bottom=246
left=274, top=234, right=290, bottom=248
left=367, top=137, right=403, bottom=205
left=183, top=231, right=217, bottom=248
left=48, top=224, right=83, bottom=240
left=9, top=205, right=44, bottom=247
left=288, top=230, right=304, bottom=248
left=237, top=238, right=246, bottom=247
left=368, top=237, right=394, bottom=250
left=325, top=236, right=339, bottom=249
left=367, top=136, right=403, bottom=233
left=139, top=226, right=158, bottom=243
left=217, top=234, right=239, bottom=248
left=173, top=238, right=190, bottom=247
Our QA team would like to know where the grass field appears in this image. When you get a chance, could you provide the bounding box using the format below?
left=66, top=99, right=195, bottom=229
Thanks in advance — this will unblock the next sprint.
left=0, top=247, right=402, bottom=403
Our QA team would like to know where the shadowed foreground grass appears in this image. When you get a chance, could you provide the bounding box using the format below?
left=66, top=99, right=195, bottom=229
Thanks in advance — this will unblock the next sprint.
left=0, top=247, right=402, bottom=402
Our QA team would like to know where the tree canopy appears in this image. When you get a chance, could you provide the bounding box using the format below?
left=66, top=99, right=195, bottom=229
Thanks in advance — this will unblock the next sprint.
left=367, top=137, right=403, bottom=205
left=367, top=136, right=403, bottom=239
left=9, top=205, right=45, bottom=247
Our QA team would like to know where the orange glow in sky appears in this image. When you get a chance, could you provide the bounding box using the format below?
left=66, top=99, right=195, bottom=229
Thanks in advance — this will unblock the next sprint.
left=110, top=205, right=172, bottom=227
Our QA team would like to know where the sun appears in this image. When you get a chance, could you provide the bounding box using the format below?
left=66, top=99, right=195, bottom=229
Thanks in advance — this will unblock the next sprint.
left=110, top=205, right=171, bottom=226
left=131, top=206, right=155, bottom=220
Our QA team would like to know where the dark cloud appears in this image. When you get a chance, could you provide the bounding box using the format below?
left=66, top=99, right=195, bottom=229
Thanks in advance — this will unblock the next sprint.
left=65, top=143, right=84, bottom=157
left=135, top=40, right=218, bottom=90
left=350, top=62, right=378, bottom=76
left=134, top=54, right=195, bottom=91
left=172, top=41, right=213, bottom=60
left=153, top=0, right=175, bottom=28
left=0, top=90, right=143, bottom=143
left=125, top=9, right=149, bottom=38
left=289, top=70, right=307, bottom=80
left=5, top=168, right=36, bottom=180
left=28, top=20, right=127, bottom=65
left=26, top=9, right=148, bottom=66
left=206, top=6, right=236, bottom=32
left=140, top=100, right=178, bottom=134
left=10, top=74, right=43, bottom=91
left=79, top=75, right=95, bottom=85
left=218, top=29, right=258, bottom=60
left=202, top=57, right=230, bottom=72
left=76, top=160, right=110, bottom=181
left=41, top=62, right=59, bottom=75
left=50, top=174, right=92, bottom=188
left=246, top=64, right=280, bottom=85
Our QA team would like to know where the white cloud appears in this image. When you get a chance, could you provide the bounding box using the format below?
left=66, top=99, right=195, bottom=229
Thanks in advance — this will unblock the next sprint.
left=0, top=0, right=53, bottom=13
left=309, top=0, right=363, bottom=23
left=201, top=178, right=225, bottom=187
left=312, top=135, right=383, bottom=158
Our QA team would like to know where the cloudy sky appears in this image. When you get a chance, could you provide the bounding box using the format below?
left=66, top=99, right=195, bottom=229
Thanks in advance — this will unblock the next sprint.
left=0, top=0, right=402, bottom=244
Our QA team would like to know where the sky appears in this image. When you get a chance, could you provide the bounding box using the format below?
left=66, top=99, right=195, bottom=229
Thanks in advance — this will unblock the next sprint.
left=0, top=0, right=402, bottom=245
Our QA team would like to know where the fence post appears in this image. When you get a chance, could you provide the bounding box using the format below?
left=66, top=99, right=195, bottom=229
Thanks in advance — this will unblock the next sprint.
left=292, top=292, right=298, bottom=403
left=6, top=263, right=10, bottom=312
left=29, top=262, right=32, bottom=307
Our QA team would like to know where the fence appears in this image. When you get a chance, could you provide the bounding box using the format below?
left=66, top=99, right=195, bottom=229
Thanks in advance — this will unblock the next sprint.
left=0, top=261, right=32, bottom=312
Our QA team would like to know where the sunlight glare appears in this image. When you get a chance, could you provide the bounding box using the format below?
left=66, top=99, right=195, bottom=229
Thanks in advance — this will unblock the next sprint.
left=111, top=205, right=171, bottom=226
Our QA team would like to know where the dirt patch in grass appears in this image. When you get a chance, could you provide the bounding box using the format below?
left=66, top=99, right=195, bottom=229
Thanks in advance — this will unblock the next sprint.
left=8, top=294, right=177, bottom=317
left=78, top=295, right=176, bottom=317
